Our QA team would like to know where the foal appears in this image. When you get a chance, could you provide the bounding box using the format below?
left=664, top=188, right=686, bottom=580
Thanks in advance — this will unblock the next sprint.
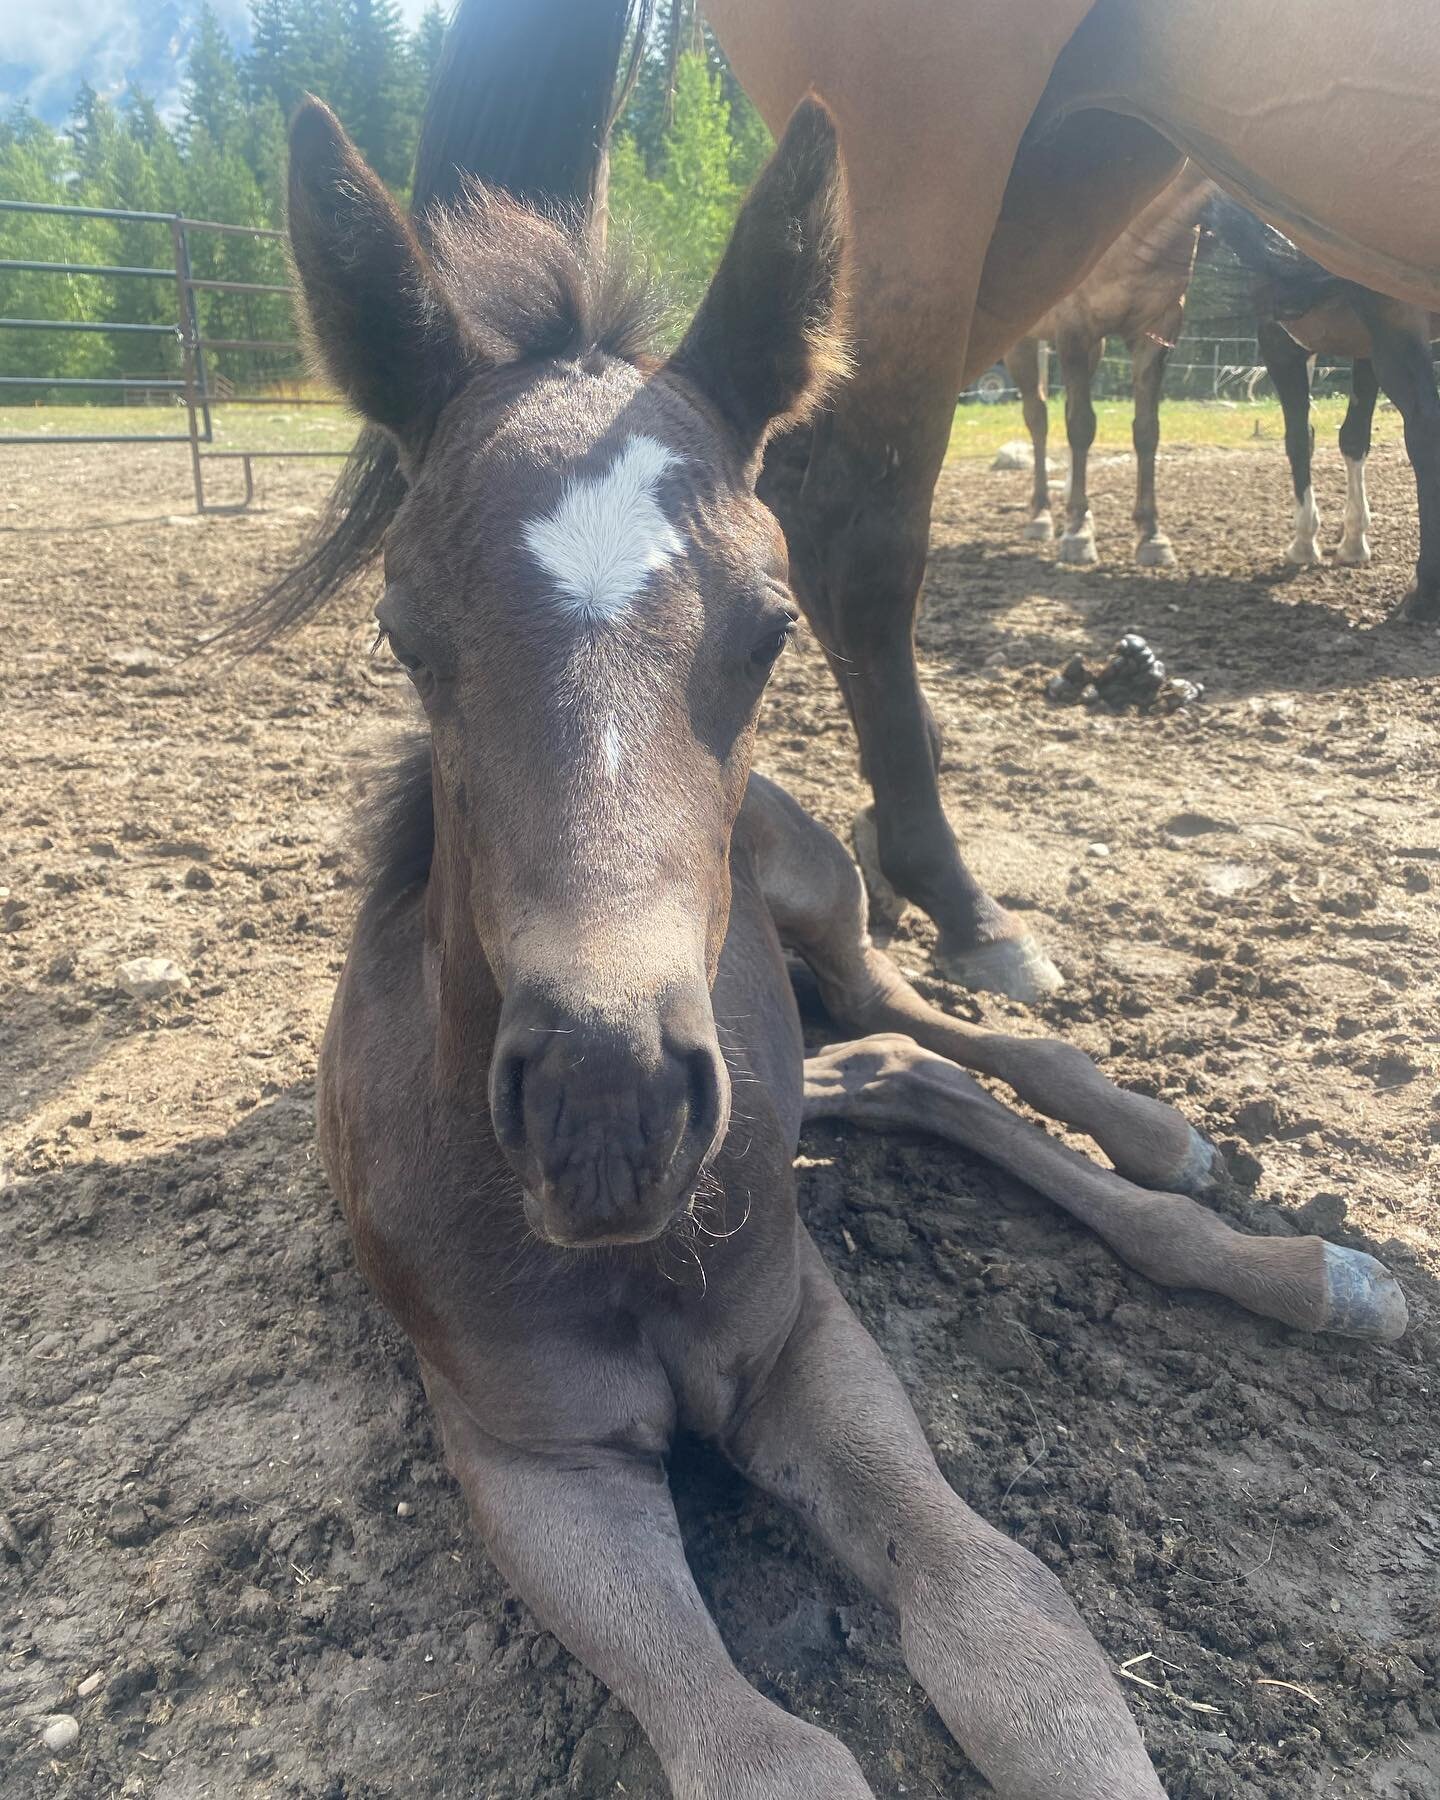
left=285, top=97, right=1405, bottom=1799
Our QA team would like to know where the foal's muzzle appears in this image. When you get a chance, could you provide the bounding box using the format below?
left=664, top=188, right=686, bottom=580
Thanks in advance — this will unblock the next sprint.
left=489, top=981, right=731, bottom=1247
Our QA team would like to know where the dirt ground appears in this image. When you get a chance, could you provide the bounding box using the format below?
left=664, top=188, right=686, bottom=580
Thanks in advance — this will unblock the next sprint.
left=2, top=433, right=1437, bottom=1800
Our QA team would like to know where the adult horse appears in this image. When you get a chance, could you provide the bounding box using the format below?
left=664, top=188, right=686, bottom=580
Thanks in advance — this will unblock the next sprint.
left=1002, top=165, right=1213, bottom=566
left=255, top=0, right=1440, bottom=1006
left=702, top=0, right=1440, bottom=999
left=266, top=28, right=1405, bottom=1794
left=1211, top=197, right=1440, bottom=612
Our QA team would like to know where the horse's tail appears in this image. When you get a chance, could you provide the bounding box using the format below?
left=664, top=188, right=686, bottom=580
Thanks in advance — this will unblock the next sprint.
left=1204, top=192, right=1342, bottom=321
left=233, top=0, right=652, bottom=646
left=414, top=0, right=650, bottom=213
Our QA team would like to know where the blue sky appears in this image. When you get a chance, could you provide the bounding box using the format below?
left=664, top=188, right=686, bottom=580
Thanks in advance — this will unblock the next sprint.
left=0, top=0, right=438, bottom=124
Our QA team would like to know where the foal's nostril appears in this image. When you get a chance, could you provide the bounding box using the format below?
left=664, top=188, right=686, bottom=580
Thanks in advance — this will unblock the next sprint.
left=685, top=1046, right=725, bottom=1155
left=491, top=1049, right=527, bottom=1152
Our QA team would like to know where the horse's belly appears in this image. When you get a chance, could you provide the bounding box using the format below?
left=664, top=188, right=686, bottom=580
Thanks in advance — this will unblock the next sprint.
left=1070, top=0, right=1440, bottom=307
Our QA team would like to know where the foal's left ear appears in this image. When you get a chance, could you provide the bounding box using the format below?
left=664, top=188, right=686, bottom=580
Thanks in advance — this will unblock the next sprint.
left=666, top=96, right=850, bottom=463
left=287, top=98, right=473, bottom=459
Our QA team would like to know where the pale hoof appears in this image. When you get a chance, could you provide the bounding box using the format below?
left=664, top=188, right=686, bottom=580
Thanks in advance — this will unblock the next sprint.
left=1285, top=540, right=1325, bottom=568
left=1136, top=535, right=1176, bottom=568
left=936, top=934, right=1063, bottom=1002
left=1318, top=1243, right=1408, bottom=1341
left=1161, top=1125, right=1224, bottom=1199
left=1022, top=512, right=1054, bottom=542
left=851, top=806, right=908, bottom=931
left=1335, top=539, right=1372, bottom=568
left=1057, top=531, right=1099, bottom=566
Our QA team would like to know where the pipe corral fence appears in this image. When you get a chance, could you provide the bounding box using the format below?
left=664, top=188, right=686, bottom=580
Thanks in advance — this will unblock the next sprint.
left=0, top=197, right=345, bottom=512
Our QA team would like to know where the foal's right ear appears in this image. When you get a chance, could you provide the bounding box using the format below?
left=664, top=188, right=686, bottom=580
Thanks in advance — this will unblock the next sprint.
left=287, top=99, right=471, bottom=458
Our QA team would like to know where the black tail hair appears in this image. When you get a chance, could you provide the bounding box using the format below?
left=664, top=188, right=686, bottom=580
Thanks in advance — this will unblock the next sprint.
left=231, top=0, right=654, bottom=648
left=1204, top=192, right=1343, bottom=321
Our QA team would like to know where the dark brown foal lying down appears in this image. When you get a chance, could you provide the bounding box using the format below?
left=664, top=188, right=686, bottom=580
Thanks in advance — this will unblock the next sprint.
left=282, top=96, right=1405, bottom=1800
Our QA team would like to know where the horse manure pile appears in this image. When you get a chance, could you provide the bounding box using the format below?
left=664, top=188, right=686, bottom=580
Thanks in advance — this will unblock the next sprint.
left=1046, top=631, right=1205, bottom=714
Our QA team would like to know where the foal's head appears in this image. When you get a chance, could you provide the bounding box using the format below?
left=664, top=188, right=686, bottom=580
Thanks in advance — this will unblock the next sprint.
left=288, top=96, right=847, bottom=1248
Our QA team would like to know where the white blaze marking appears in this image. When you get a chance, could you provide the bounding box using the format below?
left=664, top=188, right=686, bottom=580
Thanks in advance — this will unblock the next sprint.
left=522, top=434, right=682, bottom=622
left=600, top=716, right=622, bottom=778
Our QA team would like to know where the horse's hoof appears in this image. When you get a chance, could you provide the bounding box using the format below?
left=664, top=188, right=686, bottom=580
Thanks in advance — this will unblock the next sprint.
left=1318, top=1243, right=1408, bottom=1341
left=1057, top=532, right=1099, bottom=566
left=1022, top=512, right=1054, bottom=541
left=1136, top=536, right=1176, bottom=568
left=1285, top=542, right=1325, bottom=568
left=1335, top=540, right=1372, bottom=567
left=1161, top=1125, right=1224, bottom=1198
left=851, top=806, right=908, bottom=931
left=1392, top=583, right=1440, bottom=623
left=936, top=933, right=1063, bottom=1002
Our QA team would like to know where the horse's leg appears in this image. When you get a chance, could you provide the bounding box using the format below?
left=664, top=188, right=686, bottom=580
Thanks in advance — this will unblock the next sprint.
left=1336, top=356, right=1379, bottom=565
left=1351, top=292, right=1440, bottom=621
left=804, top=1034, right=1406, bottom=1339
left=426, top=1367, right=874, bottom=1800
left=1056, top=332, right=1102, bottom=563
left=1258, top=318, right=1323, bottom=565
left=727, top=1236, right=1167, bottom=1800
left=1129, top=324, right=1177, bottom=566
left=1004, top=336, right=1054, bottom=539
left=745, top=772, right=1218, bottom=1194
left=762, top=393, right=1062, bottom=1002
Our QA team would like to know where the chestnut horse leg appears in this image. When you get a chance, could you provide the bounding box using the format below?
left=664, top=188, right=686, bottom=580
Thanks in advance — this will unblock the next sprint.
left=1336, top=356, right=1379, bottom=565
left=761, top=389, right=1063, bottom=1000
left=803, top=1035, right=1407, bottom=1339
left=1129, top=321, right=1177, bottom=566
left=1004, top=335, right=1056, bottom=539
left=745, top=771, right=1220, bottom=1195
left=729, top=1235, right=1167, bottom=1800
left=1352, top=292, right=1440, bottom=622
left=1257, top=318, right=1323, bottom=566
left=426, top=1362, right=875, bottom=1800
left=1056, top=331, right=1103, bottom=563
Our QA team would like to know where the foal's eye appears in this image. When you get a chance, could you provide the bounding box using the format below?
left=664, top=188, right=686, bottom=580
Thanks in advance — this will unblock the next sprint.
left=373, top=626, right=431, bottom=690
left=749, top=617, right=798, bottom=672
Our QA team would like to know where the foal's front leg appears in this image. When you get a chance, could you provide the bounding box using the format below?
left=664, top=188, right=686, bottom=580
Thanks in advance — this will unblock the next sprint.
left=804, top=1034, right=1407, bottom=1340
left=728, top=1237, right=1165, bottom=1800
left=424, top=1365, right=874, bottom=1800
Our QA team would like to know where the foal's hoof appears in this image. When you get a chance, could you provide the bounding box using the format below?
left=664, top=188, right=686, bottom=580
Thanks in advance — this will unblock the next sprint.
left=851, top=806, right=908, bottom=931
left=1136, top=535, right=1176, bottom=568
left=1318, top=1243, right=1409, bottom=1341
left=1161, top=1125, right=1224, bottom=1199
left=1285, top=540, right=1325, bottom=568
left=1058, top=531, right=1099, bottom=566
left=1022, top=511, right=1054, bottom=541
left=936, top=933, right=1063, bottom=1002
left=1335, top=539, right=1372, bottom=568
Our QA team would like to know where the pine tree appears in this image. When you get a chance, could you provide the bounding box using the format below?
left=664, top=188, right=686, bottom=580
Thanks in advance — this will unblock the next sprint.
left=343, top=0, right=415, bottom=186
left=0, top=106, right=117, bottom=381
left=183, top=5, right=246, bottom=154
left=412, top=4, right=447, bottom=99
left=68, top=83, right=122, bottom=190
left=248, top=0, right=296, bottom=113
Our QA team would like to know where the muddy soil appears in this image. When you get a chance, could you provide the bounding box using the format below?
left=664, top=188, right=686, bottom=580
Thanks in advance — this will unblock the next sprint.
left=2, top=437, right=1437, bottom=1800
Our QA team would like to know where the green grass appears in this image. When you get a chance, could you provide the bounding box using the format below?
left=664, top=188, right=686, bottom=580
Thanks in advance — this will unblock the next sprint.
left=0, top=401, right=358, bottom=454
left=0, top=395, right=1409, bottom=466
left=946, top=393, right=1406, bottom=463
